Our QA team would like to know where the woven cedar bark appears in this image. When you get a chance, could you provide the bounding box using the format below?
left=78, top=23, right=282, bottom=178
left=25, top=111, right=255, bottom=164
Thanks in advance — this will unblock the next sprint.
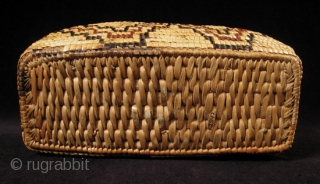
left=17, top=22, right=302, bottom=156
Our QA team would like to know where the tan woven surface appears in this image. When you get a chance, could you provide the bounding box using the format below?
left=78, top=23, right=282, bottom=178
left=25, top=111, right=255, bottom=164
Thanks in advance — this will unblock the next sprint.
left=17, top=22, right=302, bottom=156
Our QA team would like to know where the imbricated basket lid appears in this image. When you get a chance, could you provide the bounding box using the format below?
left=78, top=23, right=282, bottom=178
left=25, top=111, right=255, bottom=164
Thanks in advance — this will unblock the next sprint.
left=17, top=22, right=302, bottom=156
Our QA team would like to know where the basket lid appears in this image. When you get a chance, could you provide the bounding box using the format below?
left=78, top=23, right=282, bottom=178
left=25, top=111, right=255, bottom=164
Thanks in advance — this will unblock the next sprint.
left=24, top=21, right=296, bottom=56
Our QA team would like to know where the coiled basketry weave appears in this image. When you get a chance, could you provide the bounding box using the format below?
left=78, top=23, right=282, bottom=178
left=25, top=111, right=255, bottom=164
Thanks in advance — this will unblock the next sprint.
left=17, top=22, right=302, bottom=156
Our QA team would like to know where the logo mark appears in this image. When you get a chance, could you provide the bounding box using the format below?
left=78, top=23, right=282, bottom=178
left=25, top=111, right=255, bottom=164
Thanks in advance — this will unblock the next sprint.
left=11, top=158, right=22, bottom=170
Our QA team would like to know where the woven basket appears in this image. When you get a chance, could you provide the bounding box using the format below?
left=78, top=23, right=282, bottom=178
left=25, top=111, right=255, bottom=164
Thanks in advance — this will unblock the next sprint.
left=17, top=22, right=302, bottom=156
